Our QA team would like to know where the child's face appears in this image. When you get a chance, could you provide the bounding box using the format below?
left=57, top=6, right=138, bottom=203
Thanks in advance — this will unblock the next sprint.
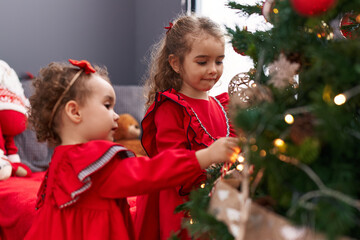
left=179, top=34, right=224, bottom=98
left=78, top=75, right=119, bottom=142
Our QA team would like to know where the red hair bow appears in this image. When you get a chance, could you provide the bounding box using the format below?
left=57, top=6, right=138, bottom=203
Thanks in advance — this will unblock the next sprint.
left=164, top=22, right=173, bottom=34
left=68, top=59, right=96, bottom=74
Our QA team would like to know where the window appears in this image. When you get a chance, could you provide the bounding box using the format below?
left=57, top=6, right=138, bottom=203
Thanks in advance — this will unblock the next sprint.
left=194, top=0, right=271, bottom=96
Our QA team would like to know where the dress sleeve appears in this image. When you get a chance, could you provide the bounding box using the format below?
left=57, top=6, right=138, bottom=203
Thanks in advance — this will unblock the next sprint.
left=98, top=149, right=202, bottom=198
left=154, top=101, right=189, bottom=151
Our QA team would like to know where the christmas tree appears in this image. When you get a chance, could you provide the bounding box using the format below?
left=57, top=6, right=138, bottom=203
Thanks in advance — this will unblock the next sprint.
left=176, top=0, right=360, bottom=239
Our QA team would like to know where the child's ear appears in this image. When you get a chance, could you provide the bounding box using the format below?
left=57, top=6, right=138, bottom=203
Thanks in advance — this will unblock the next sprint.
left=168, top=54, right=180, bottom=73
left=64, top=100, right=81, bottom=123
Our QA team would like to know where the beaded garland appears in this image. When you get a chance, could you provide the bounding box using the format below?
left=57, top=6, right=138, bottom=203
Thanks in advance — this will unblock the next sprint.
left=189, top=96, right=230, bottom=142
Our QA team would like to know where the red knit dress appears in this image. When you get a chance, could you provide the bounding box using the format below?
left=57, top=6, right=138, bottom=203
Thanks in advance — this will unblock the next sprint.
left=135, top=89, right=236, bottom=240
left=24, top=140, right=204, bottom=240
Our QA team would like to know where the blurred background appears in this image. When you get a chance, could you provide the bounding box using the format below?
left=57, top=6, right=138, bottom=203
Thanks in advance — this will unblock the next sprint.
left=0, top=0, right=259, bottom=90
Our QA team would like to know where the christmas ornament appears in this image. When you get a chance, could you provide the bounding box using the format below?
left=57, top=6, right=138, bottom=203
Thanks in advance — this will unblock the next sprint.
left=267, top=53, right=300, bottom=89
left=340, top=12, right=360, bottom=39
left=228, top=71, right=272, bottom=109
left=262, top=0, right=276, bottom=22
left=209, top=175, right=323, bottom=240
left=290, top=0, right=337, bottom=16
left=233, top=46, right=246, bottom=56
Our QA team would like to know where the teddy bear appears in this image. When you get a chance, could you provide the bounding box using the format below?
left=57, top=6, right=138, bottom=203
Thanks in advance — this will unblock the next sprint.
left=113, top=113, right=146, bottom=157
left=0, top=59, right=32, bottom=180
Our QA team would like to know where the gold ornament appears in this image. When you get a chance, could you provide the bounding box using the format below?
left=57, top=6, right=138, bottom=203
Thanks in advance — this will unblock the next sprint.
left=228, top=71, right=273, bottom=109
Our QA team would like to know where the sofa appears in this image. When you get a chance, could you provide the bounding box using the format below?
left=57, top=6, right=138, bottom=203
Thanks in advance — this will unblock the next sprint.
left=0, top=79, right=145, bottom=240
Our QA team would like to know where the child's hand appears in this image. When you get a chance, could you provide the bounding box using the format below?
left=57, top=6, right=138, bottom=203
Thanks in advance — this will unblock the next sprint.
left=195, top=137, right=239, bottom=169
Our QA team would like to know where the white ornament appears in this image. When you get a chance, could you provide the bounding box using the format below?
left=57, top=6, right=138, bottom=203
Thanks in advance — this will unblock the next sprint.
left=226, top=208, right=241, bottom=221
left=218, top=189, right=230, bottom=201
left=268, top=53, right=300, bottom=89
left=280, top=225, right=306, bottom=240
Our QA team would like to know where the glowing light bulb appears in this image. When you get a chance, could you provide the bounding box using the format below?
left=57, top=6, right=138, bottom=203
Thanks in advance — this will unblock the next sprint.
left=273, top=8, right=279, bottom=14
left=200, top=183, right=205, bottom=189
left=284, top=114, right=294, bottom=124
left=190, top=219, right=194, bottom=224
left=334, top=94, right=346, bottom=105
left=251, top=145, right=258, bottom=152
left=236, top=164, right=244, bottom=172
left=274, top=138, right=284, bottom=147
left=237, top=155, right=245, bottom=163
left=259, top=149, right=267, bottom=157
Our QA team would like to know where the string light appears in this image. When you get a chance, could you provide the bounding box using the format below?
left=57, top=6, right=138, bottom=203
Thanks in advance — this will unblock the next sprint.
left=334, top=85, right=360, bottom=105
left=200, top=183, right=205, bottom=189
left=274, top=138, right=285, bottom=147
left=273, top=8, right=279, bottom=14
left=236, top=164, right=244, bottom=171
left=259, top=149, right=267, bottom=157
left=334, top=94, right=346, bottom=105
left=237, top=155, right=245, bottom=163
left=251, top=145, right=258, bottom=151
left=274, top=138, right=286, bottom=153
left=284, top=114, right=294, bottom=124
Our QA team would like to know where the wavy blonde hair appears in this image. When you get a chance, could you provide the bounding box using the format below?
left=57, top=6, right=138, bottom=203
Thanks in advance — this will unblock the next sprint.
left=144, top=14, right=224, bottom=107
left=29, top=61, right=110, bottom=146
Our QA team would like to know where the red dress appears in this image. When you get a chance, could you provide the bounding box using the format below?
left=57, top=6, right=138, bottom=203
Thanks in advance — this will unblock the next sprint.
left=24, top=140, right=204, bottom=240
left=136, top=89, right=236, bottom=240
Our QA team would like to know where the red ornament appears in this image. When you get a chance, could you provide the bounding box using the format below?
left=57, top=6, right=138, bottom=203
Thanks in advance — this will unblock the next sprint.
left=233, top=46, right=246, bottom=56
left=340, top=13, right=360, bottom=39
left=68, top=59, right=96, bottom=74
left=290, top=0, right=337, bottom=16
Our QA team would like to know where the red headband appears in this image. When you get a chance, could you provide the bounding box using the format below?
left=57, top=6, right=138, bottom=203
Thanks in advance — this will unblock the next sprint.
left=164, top=22, right=173, bottom=34
left=68, top=59, right=96, bottom=74
left=48, top=59, right=96, bottom=128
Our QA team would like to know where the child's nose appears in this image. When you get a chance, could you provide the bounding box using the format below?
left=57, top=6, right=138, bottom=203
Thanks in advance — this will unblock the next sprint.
left=208, top=62, right=217, bottom=74
left=114, top=112, right=119, bottom=120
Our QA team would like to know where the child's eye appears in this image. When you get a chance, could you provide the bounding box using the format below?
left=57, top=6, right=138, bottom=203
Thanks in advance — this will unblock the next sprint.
left=197, top=61, right=207, bottom=65
left=216, top=61, right=223, bottom=65
left=104, top=103, right=111, bottom=109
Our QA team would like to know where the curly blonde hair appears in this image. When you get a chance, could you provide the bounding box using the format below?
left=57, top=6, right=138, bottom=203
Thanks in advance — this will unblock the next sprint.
left=144, top=14, right=224, bottom=107
left=28, top=61, right=110, bottom=146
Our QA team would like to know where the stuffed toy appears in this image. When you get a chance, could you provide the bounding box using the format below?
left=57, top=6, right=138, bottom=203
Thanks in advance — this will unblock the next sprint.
left=113, top=113, right=146, bottom=157
left=0, top=60, right=32, bottom=180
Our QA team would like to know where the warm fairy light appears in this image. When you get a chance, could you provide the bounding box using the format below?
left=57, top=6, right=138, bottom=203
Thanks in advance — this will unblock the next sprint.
left=236, top=164, right=244, bottom=171
left=317, top=33, right=322, bottom=38
left=273, top=8, right=279, bottom=14
left=334, top=94, right=346, bottom=105
left=237, top=155, right=245, bottom=163
left=200, top=183, right=205, bottom=189
left=251, top=83, right=257, bottom=88
left=249, top=138, right=256, bottom=144
left=274, top=138, right=285, bottom=147
left=284, top=114, right=294, bottom=124
left=190, top=219, right=194, bottom=224
left=356, top=14, right=360, bottom=23
left=251, top=145, right=258, bottom=152
left=259, top=149, right=267, bottom=157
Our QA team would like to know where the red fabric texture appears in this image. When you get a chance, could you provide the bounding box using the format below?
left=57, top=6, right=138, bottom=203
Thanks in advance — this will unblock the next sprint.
left=0, top=110, right=27, bottom=155
left=68, top=59, right=96, bottom=74
left=136, top=89, right=236, bottom=240
left=0, top=172, right=45, bottom=240
left=24, top=140, right=203, bottom=240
